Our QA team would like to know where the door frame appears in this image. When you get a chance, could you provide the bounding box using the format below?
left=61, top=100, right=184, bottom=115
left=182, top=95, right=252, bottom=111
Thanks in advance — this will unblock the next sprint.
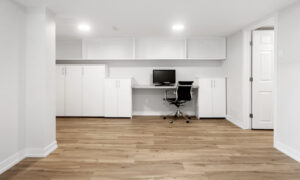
left=242, top=15, right=278, bottom=130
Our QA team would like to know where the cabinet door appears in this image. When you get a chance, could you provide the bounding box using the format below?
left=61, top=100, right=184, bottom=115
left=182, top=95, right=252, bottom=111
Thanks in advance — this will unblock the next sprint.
left=117, top=79, right=132, bottom=117
left=104, top=79, right=118, bottom=117
left=82, top=39, right=134, bottom=59
left=65, top=66, right=82, bottom=116
left=82, top=65, right=106, bottom=116
left=212, top=78, right=226, bottom=117
left=187, top=38, right=226, bottom=59
left=198, top=79, right=213, bottom=118
left=56, top=66, right=65, bottom=116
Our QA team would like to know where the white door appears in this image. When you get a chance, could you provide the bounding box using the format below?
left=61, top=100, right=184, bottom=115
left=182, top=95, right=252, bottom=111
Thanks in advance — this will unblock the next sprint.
left=117, top=79, right=132, bottom=117
left=82, top=65, right=106, bottom=116
left=56, top=66, right=65, bottom=116
left=65, top=66, right=82, bottom=116
left=198, top=79, right=213, bottom=118
left=252, top=30, right=274, bottom=129
left=104, top=79, right=118, bottom=117
left=212, top=78, right=226, bottom=117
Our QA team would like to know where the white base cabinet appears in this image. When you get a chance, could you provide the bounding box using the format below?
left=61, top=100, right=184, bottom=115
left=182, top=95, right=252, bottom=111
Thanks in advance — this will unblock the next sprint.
left=198, top=78, right=226, bottom=118
left=104, top=78, right=132, bottom=118
left=56, top=65, right=107, bottom=117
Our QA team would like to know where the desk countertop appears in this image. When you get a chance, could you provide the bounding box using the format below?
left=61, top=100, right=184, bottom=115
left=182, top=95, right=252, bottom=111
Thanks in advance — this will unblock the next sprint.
left=132, top=85, right=198, bottom=89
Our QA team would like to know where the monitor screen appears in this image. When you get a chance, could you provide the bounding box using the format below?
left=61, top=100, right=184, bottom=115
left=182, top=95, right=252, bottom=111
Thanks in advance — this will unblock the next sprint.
left=153, top=70, right=176, bottom=85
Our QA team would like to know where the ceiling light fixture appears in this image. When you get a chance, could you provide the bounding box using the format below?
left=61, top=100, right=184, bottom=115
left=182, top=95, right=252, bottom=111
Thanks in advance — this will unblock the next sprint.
left=172, top=24, right=185, bottom=31
left=78, top=23, right=91, bottom=32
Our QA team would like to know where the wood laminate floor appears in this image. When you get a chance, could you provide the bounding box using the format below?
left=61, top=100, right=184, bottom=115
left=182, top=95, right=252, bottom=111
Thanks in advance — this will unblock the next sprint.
left=1, top=117, right=300, bottom=180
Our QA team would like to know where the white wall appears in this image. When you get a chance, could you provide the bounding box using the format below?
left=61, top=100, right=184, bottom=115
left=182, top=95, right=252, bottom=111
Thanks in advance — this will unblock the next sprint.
left=25, top=8, right=57, bottom=155
left=223, top=32, right=245, bottom=128
left=0, top=0, right=26, bottom=173
left=275, top=1, right=300, bottom=162
left=0, top=2, right=57, bottom=174
left=107, top=60, right=225, bottom=115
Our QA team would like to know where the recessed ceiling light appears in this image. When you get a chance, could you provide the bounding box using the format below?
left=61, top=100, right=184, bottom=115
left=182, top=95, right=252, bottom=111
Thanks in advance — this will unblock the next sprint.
left=78, top=24, right=91, bottom=32
left=172, top=24, right=185, bottom=31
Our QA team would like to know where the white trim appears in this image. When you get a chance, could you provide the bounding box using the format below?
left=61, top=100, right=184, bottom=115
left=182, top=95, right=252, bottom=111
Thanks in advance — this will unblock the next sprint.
left=0, top=151, right=26, bottom=174
left=274, top=141, right=300, bottom=163
left=26, top=141, right=58, bottom=158
left=226, top=115, right=245, bottom=129
left=133, top=111, right=196, bottom=116
left=0, top=141, right=57, bottom=174
left=242, top=16, right=276, bottom=130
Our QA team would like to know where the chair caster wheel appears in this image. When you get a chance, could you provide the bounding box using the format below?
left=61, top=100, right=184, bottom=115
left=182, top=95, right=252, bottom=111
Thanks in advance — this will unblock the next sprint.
left=186, top=120, right=190, bottom=123
left=188, top=117, right=192, bottom=120
left=163, top=117, right=166, bottom=120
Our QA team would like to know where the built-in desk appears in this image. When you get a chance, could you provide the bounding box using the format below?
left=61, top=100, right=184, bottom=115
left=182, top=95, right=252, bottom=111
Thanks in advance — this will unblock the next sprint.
left=132, top=84, right=199, bottom=89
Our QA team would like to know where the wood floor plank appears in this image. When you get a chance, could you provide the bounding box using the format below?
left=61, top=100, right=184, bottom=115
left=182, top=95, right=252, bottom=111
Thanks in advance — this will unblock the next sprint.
left=1, top=117, right=300, bottom=180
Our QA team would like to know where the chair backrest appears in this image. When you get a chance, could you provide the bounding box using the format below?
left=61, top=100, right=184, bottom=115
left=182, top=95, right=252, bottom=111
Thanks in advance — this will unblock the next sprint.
left=176, top=81, right=193, bottom=101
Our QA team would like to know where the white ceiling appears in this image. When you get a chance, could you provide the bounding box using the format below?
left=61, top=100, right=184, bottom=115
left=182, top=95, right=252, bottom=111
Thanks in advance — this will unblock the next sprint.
left=15, top=0, right=299, bottom=39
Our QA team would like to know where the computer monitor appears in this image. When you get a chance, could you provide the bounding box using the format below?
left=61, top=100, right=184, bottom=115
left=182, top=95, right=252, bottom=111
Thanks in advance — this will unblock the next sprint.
left=153, top=70, right=176, bottom=86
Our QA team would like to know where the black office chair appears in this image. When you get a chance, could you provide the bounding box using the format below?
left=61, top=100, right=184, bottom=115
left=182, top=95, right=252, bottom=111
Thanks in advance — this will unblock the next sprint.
left=163, top=81, right=194, bottom=124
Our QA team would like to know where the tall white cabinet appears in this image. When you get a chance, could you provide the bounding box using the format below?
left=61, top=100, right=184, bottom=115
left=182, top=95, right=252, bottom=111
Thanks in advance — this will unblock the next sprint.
left=198, top=78, right=226, bottom=118
left=56, top=66, right=66, bottom=116
left=56, top=65, right=107, bottom=117
left=104, top=78, right=132, bottom=118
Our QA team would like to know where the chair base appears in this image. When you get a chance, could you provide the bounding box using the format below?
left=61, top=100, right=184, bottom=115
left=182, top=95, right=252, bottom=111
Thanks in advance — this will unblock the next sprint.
left=163, top=109, right=191, bottom=124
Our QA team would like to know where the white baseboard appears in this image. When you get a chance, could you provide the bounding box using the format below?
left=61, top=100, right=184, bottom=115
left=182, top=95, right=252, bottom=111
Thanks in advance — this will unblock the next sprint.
left=0, top=141, right=57, bottom=174
left=26, top=141, right=57, bottom=158
left=274, top=140, right=300, bottom=163
left=0, top=150, right=25, bottom=174
left=226, top=115, right=245, bottom=129
left=133, top=111, right=196, bottom=116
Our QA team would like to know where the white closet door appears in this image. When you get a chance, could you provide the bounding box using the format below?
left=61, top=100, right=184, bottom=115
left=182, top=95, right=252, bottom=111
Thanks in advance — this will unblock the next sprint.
left=117, top=79, right=132, bottom=117
left=212, top=78, right=226, bottom=117
left=198, top=79, right=213, bottom=118
left=252, top=30, right=274, bottom=129
left=104, top=79, right=118, bottom=117
left=82, top=65, right=106, bottom=116
left=56, top=66, right=65, bottom=116
left=65, top=66, right=82, bottom=116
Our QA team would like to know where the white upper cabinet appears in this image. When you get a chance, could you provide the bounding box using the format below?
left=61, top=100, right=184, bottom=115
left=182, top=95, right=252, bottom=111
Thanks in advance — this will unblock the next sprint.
left=82, top=38, right=134, bottom=59
left=135, top=38, right=186, bottom=59
left=56, top=40, right=82, bottom=60
left=187, top=37, right=226, bottom=60
left=57, top=37, right=227, bottom=60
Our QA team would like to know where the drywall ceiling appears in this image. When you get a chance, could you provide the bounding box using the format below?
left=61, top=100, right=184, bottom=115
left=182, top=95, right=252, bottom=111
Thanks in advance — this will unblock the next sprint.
left=15, top=0, right=299, bottom=39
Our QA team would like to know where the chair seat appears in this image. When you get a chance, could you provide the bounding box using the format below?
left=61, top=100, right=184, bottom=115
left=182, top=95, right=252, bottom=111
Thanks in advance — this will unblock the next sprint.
left=166, top=98, right=176, bottom=101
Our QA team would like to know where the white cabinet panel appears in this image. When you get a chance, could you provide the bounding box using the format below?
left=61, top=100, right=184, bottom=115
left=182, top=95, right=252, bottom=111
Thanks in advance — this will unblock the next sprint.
left=187, top=38, right=226, bottom=59
left=198, top=78, right=226, bottom=118
left=82, top=65, right=106, bottom=116
left=56, top=66, right=65, bottom=116
left=105, top=78, right=132, bottom=118
left=56, top=40, right=82, bottom=59
left=82, top=38, right=134, bottom=59
left=104, top=79, right=118, bottom=117
left=198, top=79, right=213, bottom=117
left=117, top=79, right=132, bottom=117
left=212, top=78, right=226, bottom=117
left=65, top=66, right=83, bottom=116
left=135, top=39, right=186, bottom=59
